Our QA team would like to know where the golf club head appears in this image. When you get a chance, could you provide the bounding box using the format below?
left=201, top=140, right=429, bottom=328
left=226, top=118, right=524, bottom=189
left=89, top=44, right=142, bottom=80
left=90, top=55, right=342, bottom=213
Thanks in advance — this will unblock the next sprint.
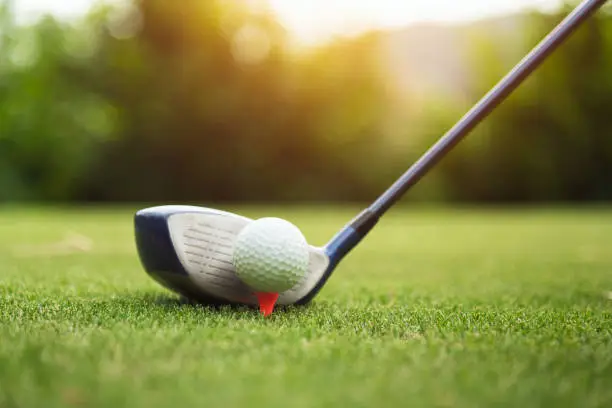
left=134, top=205, right=331, bottom=306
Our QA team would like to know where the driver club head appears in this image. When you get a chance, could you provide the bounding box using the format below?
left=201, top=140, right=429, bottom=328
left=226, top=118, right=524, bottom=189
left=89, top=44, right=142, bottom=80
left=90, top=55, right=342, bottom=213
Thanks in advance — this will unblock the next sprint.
left=134, top=205, right=331, bottom=307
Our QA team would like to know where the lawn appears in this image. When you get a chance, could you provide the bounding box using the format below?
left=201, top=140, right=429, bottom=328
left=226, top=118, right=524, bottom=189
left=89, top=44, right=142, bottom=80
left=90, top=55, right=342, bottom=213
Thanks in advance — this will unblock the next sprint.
left=1, top=205, right=611, bottom=408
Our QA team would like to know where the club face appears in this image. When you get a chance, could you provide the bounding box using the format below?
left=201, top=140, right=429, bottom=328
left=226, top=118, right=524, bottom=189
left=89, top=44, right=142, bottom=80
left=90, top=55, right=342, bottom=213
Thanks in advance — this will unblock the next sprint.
left=134, top=205, right=331, bottom=306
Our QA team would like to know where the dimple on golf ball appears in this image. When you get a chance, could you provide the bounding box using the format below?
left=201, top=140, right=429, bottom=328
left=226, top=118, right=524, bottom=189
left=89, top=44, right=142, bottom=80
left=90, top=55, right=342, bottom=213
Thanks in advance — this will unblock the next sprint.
left=232, top=217, right=309, bottom=293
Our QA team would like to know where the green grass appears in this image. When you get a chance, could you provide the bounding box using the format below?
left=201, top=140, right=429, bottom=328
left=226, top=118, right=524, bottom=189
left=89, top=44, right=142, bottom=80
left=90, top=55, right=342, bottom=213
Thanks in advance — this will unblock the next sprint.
left=1, top=205, right=612, bottom=408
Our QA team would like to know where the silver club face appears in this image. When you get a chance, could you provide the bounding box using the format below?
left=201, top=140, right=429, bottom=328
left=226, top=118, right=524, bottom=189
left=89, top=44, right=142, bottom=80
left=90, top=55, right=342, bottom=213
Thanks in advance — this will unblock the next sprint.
left=134, top=206, right=330, bottom=306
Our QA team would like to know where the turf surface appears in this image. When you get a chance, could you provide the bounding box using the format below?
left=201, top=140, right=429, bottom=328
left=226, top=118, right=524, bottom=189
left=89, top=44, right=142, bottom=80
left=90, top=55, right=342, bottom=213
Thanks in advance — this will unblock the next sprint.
left=1, top=206, right=611, bottom=407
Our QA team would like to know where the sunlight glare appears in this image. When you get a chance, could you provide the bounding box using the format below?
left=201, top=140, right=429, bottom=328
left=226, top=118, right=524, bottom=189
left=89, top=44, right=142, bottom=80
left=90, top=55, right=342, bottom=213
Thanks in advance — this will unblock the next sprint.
left=267, top=0, right=562, bottom=46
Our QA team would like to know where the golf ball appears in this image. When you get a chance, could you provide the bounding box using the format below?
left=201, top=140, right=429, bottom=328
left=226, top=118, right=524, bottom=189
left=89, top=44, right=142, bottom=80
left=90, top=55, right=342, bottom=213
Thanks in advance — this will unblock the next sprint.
left=232, top=217, right=309, bottom=293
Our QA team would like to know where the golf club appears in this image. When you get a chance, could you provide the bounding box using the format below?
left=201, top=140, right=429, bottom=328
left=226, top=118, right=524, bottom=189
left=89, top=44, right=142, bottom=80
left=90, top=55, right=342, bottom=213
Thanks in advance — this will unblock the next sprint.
left=135, top=0, right=608, bottom=307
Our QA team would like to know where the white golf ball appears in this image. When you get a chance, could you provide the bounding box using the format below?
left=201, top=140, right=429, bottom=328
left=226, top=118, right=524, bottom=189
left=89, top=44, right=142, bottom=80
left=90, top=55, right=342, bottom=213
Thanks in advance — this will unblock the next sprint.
left=232, top=217, right=309, bottom=293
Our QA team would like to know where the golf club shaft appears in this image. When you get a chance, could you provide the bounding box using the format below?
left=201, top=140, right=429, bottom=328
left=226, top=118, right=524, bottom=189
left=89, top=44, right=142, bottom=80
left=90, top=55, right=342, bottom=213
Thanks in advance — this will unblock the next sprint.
left=324, top=0, right=607, bottom=266
left=369, top=0, right=607, bottom=216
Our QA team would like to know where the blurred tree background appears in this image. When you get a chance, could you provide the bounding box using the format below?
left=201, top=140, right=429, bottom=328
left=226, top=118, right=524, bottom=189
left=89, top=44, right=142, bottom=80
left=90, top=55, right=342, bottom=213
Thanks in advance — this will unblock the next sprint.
left=0, top=0, right=611, bottom=205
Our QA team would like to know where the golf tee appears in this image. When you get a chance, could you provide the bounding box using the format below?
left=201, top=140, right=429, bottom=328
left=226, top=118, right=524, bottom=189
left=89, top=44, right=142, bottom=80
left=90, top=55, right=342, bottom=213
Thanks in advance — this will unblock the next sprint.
left=255, top=292, right=279, bottom=316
